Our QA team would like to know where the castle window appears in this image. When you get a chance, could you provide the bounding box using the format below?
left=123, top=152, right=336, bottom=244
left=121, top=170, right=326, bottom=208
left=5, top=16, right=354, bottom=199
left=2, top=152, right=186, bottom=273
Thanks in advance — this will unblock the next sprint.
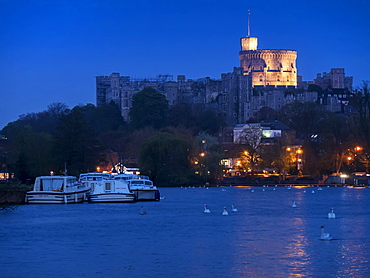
left=259, top=75, right=263, bottom=82
left=277, top=75, right=280, bottom=82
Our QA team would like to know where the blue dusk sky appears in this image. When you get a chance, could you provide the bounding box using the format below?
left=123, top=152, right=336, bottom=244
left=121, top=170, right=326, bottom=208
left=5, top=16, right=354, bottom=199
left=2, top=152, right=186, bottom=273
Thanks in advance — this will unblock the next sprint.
left=1, top=0, right=369, bottom=129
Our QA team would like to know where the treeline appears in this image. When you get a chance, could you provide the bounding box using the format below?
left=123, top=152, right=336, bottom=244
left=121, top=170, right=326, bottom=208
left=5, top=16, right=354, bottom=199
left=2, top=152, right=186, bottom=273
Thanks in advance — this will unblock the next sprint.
left=1, top=88, right=224, bottom=186
left=2, top=83, right=370, bottom=186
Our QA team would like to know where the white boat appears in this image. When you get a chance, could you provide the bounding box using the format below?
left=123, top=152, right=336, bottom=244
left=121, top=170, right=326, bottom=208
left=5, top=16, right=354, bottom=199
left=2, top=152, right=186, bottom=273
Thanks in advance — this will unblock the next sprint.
left=80, top=172, right=135, bottom=203
left=26, top=175, right=90, bottom=204
left=114, top=174, right=160, bottom=201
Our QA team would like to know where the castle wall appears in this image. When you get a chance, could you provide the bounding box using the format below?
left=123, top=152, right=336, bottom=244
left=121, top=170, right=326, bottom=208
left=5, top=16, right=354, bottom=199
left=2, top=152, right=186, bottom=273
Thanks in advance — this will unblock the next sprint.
left=239, top=49, right=297, bottom=87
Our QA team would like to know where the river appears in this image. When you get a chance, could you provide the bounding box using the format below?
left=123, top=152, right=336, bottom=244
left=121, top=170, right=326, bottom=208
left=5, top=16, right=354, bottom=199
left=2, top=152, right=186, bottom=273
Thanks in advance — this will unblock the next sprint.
left=1, top=186, right=369, bottom=277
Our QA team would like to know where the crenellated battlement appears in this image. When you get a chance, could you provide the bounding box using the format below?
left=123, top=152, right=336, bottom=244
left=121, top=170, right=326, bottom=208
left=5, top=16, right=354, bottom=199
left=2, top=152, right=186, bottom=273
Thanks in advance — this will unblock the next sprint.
left=239, top=42, right=297, bottom=87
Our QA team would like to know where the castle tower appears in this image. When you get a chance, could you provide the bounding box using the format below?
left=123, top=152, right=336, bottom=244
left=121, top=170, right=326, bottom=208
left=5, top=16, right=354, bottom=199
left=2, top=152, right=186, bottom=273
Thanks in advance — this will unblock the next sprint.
left=239, top=12, right=297, bottom=87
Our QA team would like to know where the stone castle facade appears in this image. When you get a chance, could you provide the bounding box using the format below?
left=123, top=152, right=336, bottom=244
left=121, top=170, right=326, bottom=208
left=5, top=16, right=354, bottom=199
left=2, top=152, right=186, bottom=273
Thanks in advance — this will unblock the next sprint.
left=239, top=36, right=297, bottom=87
left=96, top=33, right=353, bottom=125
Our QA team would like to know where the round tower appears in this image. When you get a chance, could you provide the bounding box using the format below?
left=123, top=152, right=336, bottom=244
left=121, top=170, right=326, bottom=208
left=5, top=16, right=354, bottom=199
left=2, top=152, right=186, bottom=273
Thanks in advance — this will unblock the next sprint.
left=238, top=12, right=297, bottom=87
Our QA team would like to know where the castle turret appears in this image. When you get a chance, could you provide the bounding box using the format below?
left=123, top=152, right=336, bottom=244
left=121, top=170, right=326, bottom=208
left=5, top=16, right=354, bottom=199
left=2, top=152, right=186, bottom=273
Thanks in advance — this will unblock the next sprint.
left=239, top=12, right=297, bottom=87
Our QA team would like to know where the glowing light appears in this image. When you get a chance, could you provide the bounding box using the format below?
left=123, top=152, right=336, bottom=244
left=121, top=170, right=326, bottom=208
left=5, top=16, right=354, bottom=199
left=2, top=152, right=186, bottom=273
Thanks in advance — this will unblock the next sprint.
left=286, top=147, right=291, bottom=151
left=355, top=146, right=362, bottom=151
left=296, top=149, right=303, bottom=154
left=96, top=167, right=101, bottom=172
left=347, top=156, right=353, bottom=161
left=50, top=171, right=54, bottom=176
left=199, top=152, right=205, bottom=157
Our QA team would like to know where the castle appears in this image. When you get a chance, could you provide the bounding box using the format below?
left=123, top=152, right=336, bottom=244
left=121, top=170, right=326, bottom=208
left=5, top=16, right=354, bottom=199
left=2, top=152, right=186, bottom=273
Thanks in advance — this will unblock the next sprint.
left=96, top=18, right=353, bottom=126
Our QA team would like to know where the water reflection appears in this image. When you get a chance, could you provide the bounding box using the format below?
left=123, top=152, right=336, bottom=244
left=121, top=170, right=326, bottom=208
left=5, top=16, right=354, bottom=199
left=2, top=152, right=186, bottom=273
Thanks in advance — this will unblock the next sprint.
left=283, top=218, right=311, bottom=277
left=1, top=186, right=370, bottom=277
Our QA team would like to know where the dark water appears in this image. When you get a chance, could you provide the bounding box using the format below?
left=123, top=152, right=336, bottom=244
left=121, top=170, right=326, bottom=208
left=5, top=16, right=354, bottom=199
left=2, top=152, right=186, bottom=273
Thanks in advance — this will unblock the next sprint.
left=1, top=186, right=370, bottom=278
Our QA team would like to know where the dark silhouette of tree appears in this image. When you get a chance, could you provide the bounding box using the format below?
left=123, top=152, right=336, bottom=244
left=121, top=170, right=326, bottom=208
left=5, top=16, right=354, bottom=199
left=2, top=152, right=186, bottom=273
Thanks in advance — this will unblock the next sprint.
left=251, top=107, right=279, bottom=122
left=279, top=101, right=331, bottom=141
left=5, top=125, right=53, bottom=181
left=349, top=81, right=370, bottom=148
left=307, top=84, right=323, bottom=93
left=168, top=103, right=223, bottom=135
left=139, top=131, right=193, bottom=186
left=129, top=87, right=169, bottom=130
left=52, top=109, right=103, bottom=175
left=73, top=102, right=127, bottom=134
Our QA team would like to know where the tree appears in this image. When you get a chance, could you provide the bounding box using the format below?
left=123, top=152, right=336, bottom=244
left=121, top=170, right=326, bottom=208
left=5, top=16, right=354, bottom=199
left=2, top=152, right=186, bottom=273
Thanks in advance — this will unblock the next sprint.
left=5, top=125, right=53, bottom=182
left=191, top=132, right=224, bottom=184
left=279, top=101, right=331, bottom=141
left=234, top=125, right=262, bottom=173
left=168, top=103, right=223, bottom=135
left=349, top=81, right=370, bottom=149
left=307, top=84, right=323, bottom=93
left=52, top=109, right=103, bottom=175
left=251, top=107, right=279, bottom=122
left=139, top=131, right=193, bottom=186
left=129, top=87, right=169, bottom=130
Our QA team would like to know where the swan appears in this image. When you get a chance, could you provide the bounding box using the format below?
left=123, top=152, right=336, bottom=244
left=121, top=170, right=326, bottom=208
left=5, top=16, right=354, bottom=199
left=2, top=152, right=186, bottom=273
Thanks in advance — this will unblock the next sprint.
left=140, top=206, right=147, bottom=215
left=291, top=200, right=297, bottom=208
left=320, top=225, right=333, bottom=240
left=328, top=207, right=336, bottom=219
left=222, top=207, right=228, bottom=216
left=204, top=204, right=210, bottom=213
left=231, top=204, right=238, bottom=212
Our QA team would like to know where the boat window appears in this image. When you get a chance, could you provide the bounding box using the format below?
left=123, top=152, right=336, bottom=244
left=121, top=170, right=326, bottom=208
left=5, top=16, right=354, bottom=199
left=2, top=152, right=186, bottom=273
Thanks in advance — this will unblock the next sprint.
left=131, top=180, right=144, bottom=185
left=145, top=181, right=152, bottom=185
left=42, top=179, right=64, bottom=191
left=105, top=182, right=111, bottom=191
left=67, top=179, right=76, bottom=186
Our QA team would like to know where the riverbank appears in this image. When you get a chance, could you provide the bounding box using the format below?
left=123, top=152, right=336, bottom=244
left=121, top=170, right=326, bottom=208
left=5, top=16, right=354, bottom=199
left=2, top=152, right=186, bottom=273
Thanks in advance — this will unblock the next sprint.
left=0, top=183, right=32, bottom=208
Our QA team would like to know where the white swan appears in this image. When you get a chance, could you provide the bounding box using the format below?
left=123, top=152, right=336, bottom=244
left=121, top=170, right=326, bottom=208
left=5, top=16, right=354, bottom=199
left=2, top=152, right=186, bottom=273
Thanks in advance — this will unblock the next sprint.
left=320, top=225, right=333, bottom=240
left=222, top=207, right=228, bottom=216
left=204, top=204, right=210, bottom=213
left=328, top=207, right=336, bottom=219
left=231, top=204, right=238, bottom=212
left=291, top=200, right=297, bottom=208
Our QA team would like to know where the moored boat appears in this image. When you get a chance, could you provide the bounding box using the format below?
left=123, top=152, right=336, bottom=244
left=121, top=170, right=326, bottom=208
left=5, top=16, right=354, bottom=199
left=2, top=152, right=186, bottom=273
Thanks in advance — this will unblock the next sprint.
left=26, top=175, right=90, bottom=204
left=114, top=174, right=160, bottom=201
left=80, top=172, right=135, bottom=203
